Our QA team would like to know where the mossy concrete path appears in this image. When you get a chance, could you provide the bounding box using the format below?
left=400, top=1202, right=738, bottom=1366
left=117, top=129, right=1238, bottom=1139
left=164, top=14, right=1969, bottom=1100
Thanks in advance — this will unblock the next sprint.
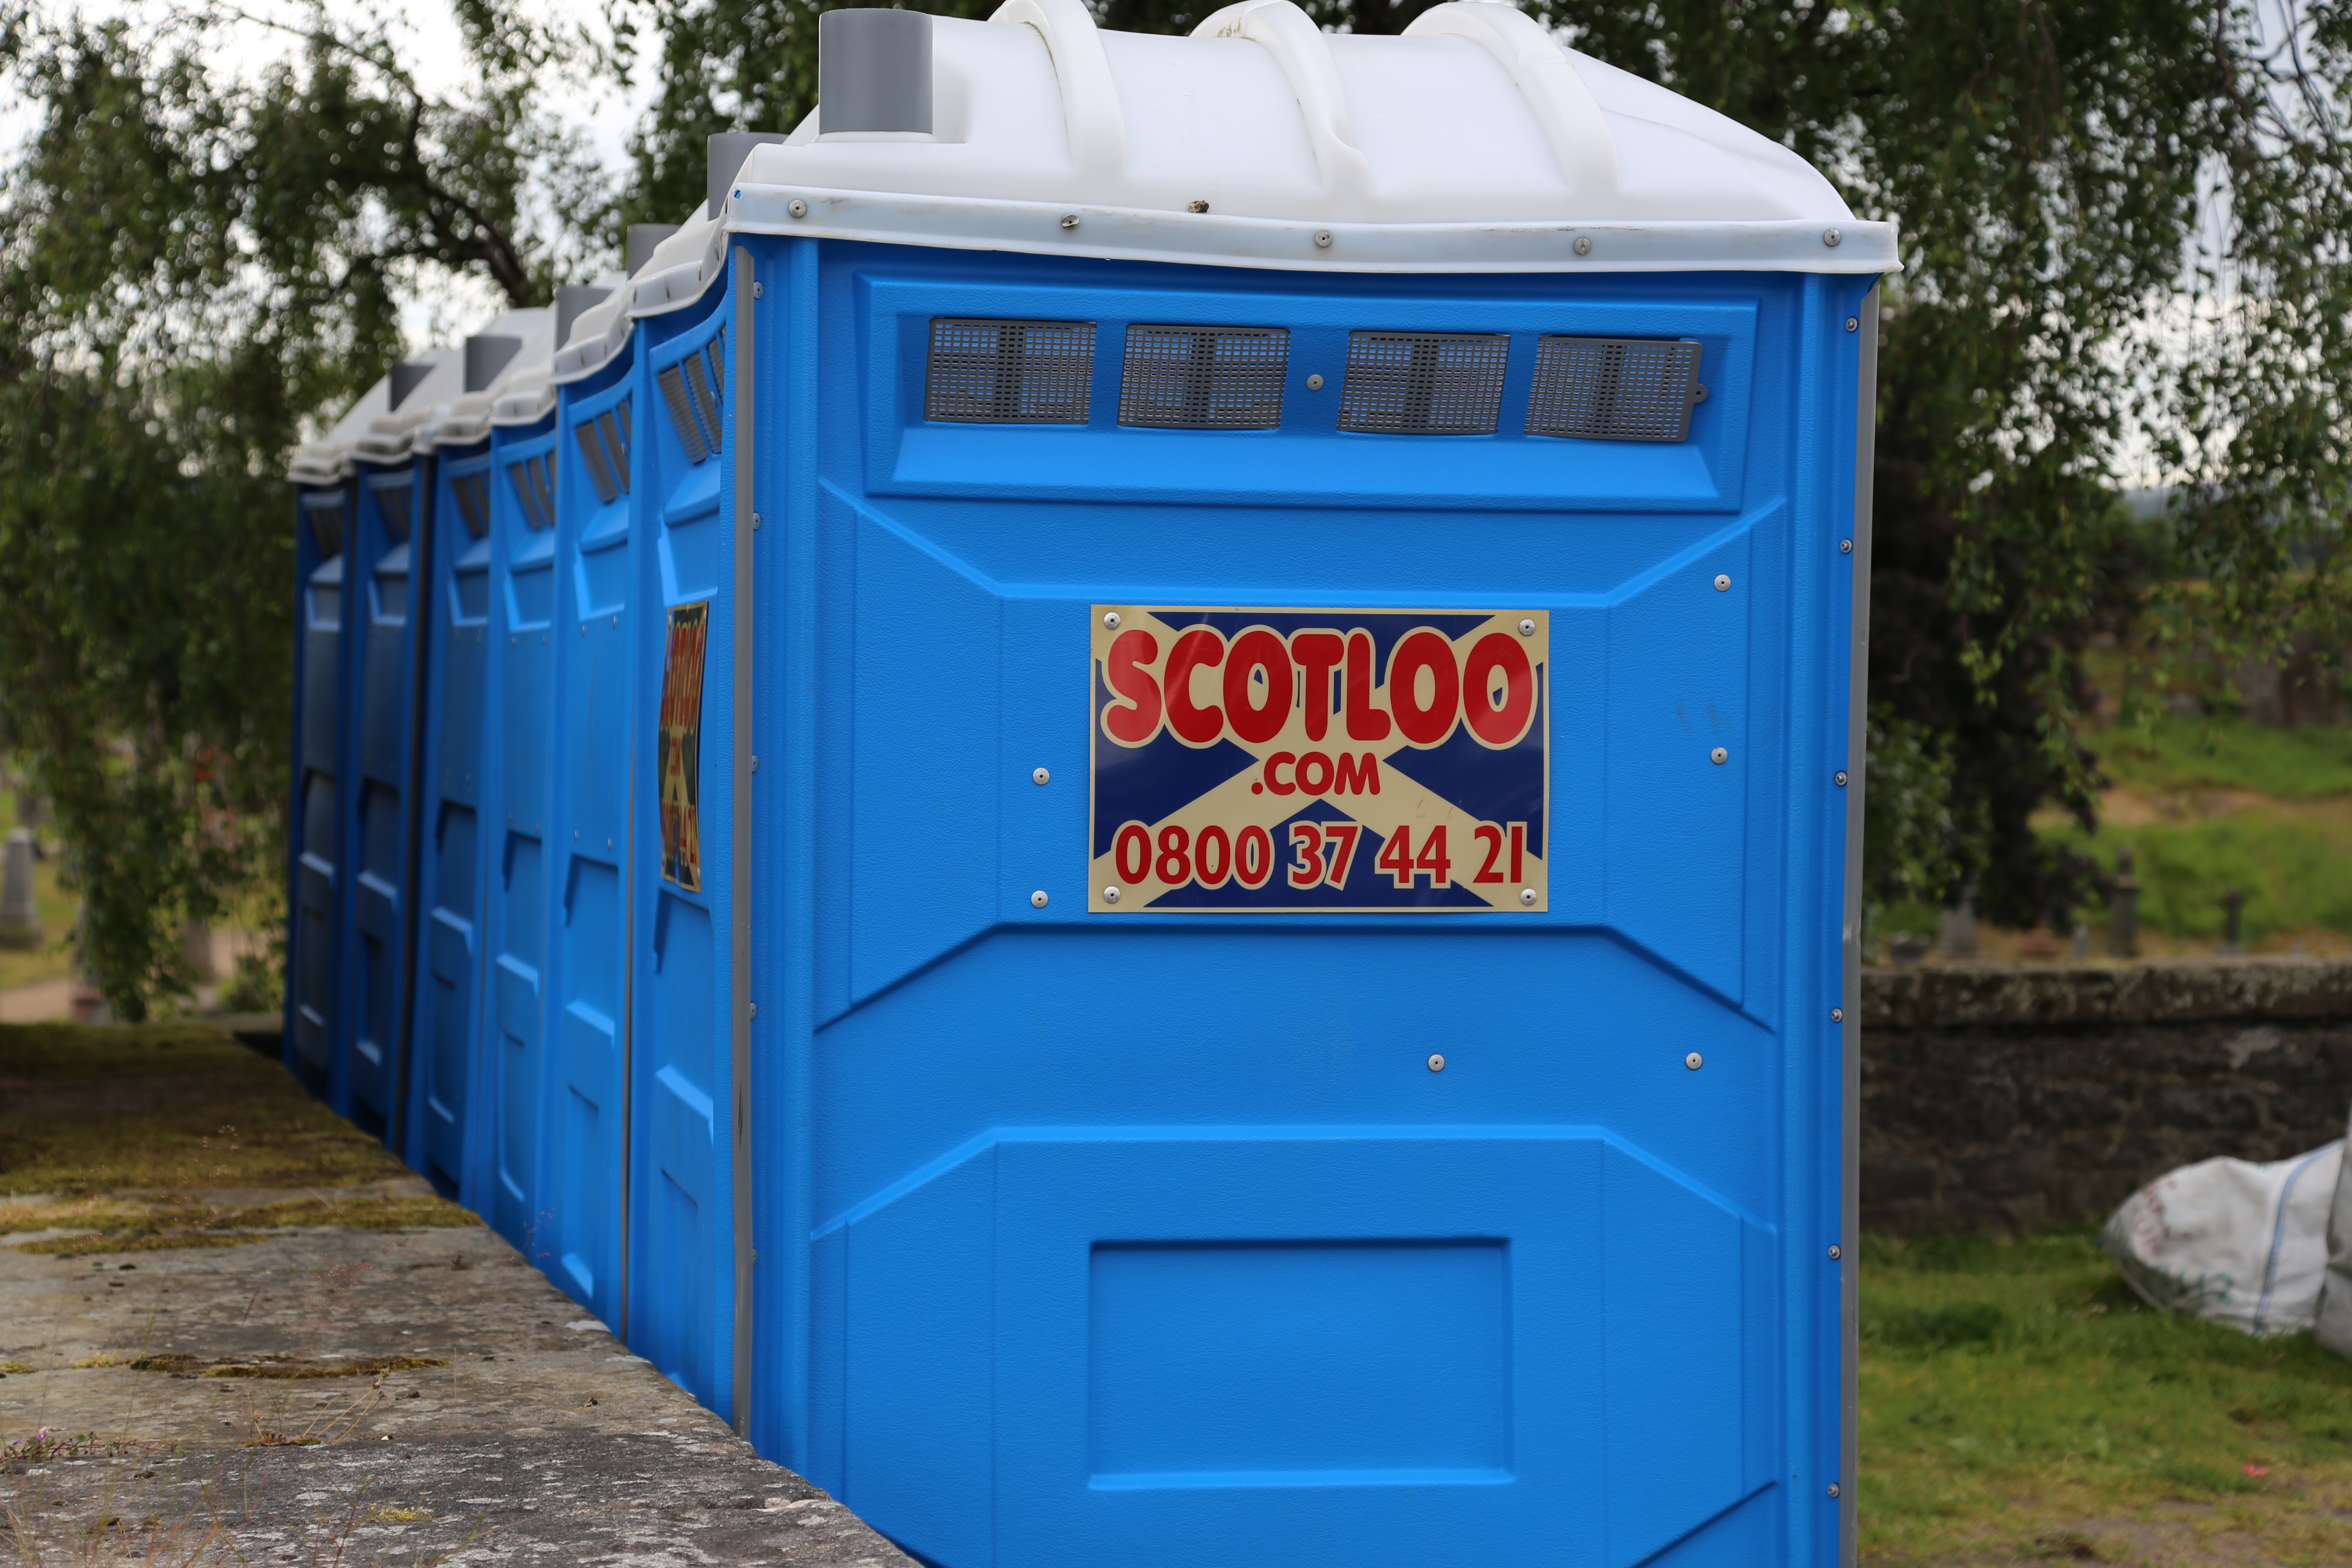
left=0, top=1022, right=911, bottom=1566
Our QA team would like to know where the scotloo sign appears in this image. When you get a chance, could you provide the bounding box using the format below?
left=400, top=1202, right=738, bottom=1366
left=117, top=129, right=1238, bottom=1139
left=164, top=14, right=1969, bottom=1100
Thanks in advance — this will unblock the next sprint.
left=1089, top=606, right=1550, bottom=913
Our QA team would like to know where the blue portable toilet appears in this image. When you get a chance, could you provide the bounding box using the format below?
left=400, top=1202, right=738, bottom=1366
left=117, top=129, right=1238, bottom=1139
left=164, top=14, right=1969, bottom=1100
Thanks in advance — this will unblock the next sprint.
left=527, top=233, right=679, bottom=1335
left=336, top=361, right=469, bottom=1137
left=616, top=205, right=748, bottom=1409
left=285, top=357, right=446, bottom=1106
left=664, top=1, right=1898, bottom=1560
left=402, top=313, right=560, bottom=1200
left=466, top=311, right=569, bottom=1254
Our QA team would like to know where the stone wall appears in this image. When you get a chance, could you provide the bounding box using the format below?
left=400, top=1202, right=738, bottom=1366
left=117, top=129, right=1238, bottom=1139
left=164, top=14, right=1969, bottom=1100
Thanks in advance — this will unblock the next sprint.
left=1861, top=957, right=2352, bottom=1234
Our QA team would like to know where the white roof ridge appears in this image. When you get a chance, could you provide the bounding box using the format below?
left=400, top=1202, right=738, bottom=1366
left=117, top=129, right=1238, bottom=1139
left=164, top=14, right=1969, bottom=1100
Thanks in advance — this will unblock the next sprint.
left=702, top=0, right=1894, bottom=283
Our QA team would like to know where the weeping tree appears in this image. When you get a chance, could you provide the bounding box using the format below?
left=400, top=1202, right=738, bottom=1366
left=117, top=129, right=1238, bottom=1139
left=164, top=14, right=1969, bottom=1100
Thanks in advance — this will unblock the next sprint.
left=0, top=1, right=616, bottom=1015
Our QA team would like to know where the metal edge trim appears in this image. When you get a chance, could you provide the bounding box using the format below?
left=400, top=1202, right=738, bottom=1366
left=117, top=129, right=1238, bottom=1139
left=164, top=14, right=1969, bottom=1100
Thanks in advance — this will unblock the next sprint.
left=1840, top=283, right=1879, bottom=1568
left=730, top=246, right=758, bottom=1438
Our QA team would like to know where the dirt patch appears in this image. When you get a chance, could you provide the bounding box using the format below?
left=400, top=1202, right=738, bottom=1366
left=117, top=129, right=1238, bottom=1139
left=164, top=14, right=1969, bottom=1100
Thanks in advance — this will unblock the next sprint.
left=108, top=1351, right=452, bottom=1378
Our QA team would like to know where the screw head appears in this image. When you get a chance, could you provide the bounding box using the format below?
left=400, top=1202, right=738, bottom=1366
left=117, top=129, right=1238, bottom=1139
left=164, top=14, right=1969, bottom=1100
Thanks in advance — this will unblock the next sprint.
left=1060, top=213, right=1080, bottom=230
left=1518, top=617, right=1536, bottom=636
left=1828, top=1483, right=1842, bottom=1498
left=1306, top=373, right=1324, bottom=390
left=1841, top=538, right=1855, bottom=554
left=1831, top=1007, right=1845, bottom=1023
left=1427, top=1054, right=1446, bottom=1072
left=1314, top=229, right=1333, bottom=248
left=1102, top=886, right=1121, bottom=904
left=1828, top=1244, right=1843, bottom=1259
left=1519, top=887, right=1537, bottom=906
left=1573, top=236, right=1592, bottom=255
left=1714, top=573, right=1731, bottom=591
left=787, top=198, right=808, bottom=219
left=1032, top=766, right=1050, bottom=786
left=1685, top=1051, right=1703, bottom=1070
left=1711, top=747, right=1729, bottom=765
left=1846, top=316, right=1860, bottom=332
left=1102, top=610, right=1121, bottom=630
left=1823, top=227, right=1843, bottom=248
left=1834, top=770, right=1849, bottom=787
left=1029, top=890, right=1049, bottom=909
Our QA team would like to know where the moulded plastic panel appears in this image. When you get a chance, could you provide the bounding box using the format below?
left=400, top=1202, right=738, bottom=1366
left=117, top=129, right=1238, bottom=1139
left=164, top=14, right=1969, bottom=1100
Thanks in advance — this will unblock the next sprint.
left=403, top=444, right=495, bottom=1200
left=747, top=244, right=1869, bottom=1568
left=287, top=487, right=353, bottom=1089
left=337, top=463, right=430, bottom=1135
left=484, top=421, right=560, bottom=1253
left=628, top=286, right=737, bottom=1415
left=541, top=360, right=640, bottom=1328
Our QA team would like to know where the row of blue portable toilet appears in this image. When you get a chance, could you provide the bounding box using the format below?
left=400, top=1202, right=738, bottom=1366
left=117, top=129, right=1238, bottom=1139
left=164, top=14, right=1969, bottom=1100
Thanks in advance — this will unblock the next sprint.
left=285, top=224, right=736, bottom=1405
left=284, top=3, right=1896, bottom=1562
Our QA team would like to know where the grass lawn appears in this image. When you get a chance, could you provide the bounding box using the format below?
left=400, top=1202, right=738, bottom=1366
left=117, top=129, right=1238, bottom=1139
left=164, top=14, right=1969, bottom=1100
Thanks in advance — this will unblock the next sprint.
left=1863, top=1227, right=2352, bottom=1565
left=2002, top=714, right=2352, bottom=952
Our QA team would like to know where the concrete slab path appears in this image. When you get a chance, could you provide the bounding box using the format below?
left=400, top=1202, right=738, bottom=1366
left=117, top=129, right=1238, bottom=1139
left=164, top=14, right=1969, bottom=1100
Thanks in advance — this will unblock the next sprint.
left=2, top=1188, right=913, bottom=1565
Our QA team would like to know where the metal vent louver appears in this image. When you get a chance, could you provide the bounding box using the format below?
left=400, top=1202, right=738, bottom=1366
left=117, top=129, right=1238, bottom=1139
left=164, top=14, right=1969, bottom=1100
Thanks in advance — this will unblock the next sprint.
left=302, top=493, right=344, bottom=559
left=925, top=318, right=1094, bottom=424
left=450, top=474, right=490, bottom=540
left=657, top=336, right=723, bottom=466
left=1527, top=338, right=1705, bottom=443
left=1118, top=325, right=1288, bottom=429
left=508, top=452, right=556, bottom=531
left=573, top=397, right=634, bottom=504
left=375, top=483, right=413, bottom=544
left=1338, top=332, right=1510, bottom=435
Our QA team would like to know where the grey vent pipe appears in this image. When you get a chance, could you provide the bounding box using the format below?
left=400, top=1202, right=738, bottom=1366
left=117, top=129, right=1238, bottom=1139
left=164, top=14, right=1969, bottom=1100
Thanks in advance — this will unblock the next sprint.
left=555, top=285, right=612, bottom=347
left=820, top=9, right=934, bottom=135
left=627, top=224, right=680, bottom=276
left=387, top=361, right=436, bottom=410
left=708, top=132, right=790, bottom=218
left=464, top=334, right=522, bottom=394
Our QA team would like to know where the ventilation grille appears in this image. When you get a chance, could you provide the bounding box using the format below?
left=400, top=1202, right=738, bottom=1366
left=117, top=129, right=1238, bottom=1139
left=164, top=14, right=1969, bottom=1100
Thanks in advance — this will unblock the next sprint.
left=1117, top=325, right=1287, bottom=429
left=1338, top=332, right=1510, bottom=435
left=374, top=482, right=413, bottom=544
left=925, top=318, right=1094, bottom=424
left=450, top=473, right=490, bottom=541
left=301, top=493, right=344, bottom=559
left=1528, top=338, right=1704, bottom=443
left=574, top=396, right=634, bottom=504
left=657, top=335, right=723, bottom=466
left=508, top=452, right=556, bottom=531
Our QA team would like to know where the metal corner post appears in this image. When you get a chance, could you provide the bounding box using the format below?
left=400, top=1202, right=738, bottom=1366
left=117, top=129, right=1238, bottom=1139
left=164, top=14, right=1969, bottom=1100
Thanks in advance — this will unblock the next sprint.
left=1840, top=282, right=1879, bottom=1568
left=731, top=245, right=759, bottom=1439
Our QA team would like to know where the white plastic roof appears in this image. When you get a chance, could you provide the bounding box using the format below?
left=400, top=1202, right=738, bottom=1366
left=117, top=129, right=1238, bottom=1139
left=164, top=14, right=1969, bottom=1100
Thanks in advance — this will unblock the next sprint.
left=549, top=272, right=637, bottom=385
left=289, top=310, right=558, bottom=482
left=289, top=349, right=456, bottom=486
left=426, top=307, right=558, bottom=443
left=711, top=0, right=1896, bottom=276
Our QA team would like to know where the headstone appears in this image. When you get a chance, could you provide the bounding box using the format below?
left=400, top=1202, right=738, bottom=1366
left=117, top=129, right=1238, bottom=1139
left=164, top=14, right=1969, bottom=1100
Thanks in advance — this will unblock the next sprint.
left=1937, top=895, right=1978, bottom=960
left=182, top=916, right=214, bottom=981
left=2071, top=922, right=2091, bottom=961
left=15, top=791, right=46, bottom=855
left=2110, top=845, right=2141, bottom=959
left=2219, top=886, right=2247, bottom=956
left=0, top=827, right=42, bottom=949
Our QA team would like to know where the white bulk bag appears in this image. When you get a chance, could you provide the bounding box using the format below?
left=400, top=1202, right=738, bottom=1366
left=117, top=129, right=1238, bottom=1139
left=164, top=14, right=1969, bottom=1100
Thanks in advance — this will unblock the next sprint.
left=2314, top=1108, right=2352, bottom=1359
left=2103, top=1140, right=2343, bottom=1337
